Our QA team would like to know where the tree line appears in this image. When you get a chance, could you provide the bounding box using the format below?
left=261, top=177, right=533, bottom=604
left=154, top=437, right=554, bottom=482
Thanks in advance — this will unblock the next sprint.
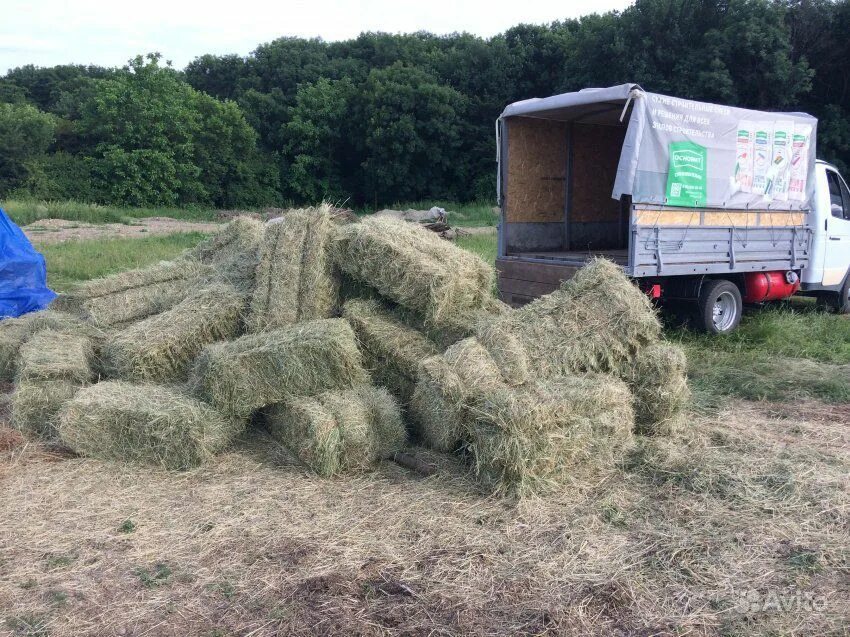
left=1, top=0, right=849, bottom=209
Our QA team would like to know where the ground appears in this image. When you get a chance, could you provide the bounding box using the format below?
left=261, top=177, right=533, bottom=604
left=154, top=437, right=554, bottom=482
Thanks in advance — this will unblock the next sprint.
left=0, top=201, right=847, bottom=636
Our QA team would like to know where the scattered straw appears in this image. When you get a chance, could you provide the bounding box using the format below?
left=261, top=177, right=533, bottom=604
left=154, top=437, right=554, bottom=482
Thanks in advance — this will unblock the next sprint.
left=58, top=381, right=239, bottom=469
left=333, top=217, right=494, bottom=325
left=105, top=283, right=244, bottom=382
left=189, top=318, right=369, bottom=420
left=247, top=206, right=339, bottom=332
left=267, top=385, right=405, bottom=476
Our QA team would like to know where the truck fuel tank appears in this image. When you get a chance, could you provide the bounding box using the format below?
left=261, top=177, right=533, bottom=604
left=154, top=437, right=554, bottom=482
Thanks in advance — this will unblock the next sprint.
left=742, top=271, right=801, bottom=303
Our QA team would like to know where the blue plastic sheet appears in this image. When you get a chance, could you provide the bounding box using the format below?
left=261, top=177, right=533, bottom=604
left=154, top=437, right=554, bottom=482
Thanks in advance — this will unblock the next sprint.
left=0, top=207, right=56, bottom=318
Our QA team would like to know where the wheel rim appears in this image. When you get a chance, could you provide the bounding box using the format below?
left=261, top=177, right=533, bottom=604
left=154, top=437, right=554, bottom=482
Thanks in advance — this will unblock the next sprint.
left=712, top=291, right=737, bottom=332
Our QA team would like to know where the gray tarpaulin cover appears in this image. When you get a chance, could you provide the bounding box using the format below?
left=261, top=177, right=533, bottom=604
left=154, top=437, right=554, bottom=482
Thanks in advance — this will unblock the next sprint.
left=499, top=84, right=818, bottom=211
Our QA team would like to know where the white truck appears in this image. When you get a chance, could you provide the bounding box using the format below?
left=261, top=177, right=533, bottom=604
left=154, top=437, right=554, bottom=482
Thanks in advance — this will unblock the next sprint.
left=495, top=84, right=850, bottom=333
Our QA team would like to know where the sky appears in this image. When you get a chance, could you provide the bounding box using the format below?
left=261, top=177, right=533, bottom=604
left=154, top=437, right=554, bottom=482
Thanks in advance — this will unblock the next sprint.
left=1, top=0, right=632, bottom=74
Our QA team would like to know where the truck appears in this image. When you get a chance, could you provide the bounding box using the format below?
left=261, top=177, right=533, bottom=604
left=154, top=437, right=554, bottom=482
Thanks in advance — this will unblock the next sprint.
left=495, top=84, right=850, bottom=333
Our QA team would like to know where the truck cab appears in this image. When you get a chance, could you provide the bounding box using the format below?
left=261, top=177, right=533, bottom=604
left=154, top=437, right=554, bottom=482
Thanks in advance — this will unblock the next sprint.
left=800, top=161, right=850, bottom=312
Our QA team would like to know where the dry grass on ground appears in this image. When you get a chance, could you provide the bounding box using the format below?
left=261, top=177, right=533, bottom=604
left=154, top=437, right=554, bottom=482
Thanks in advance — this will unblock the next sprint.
left=0, top=398, right=847, bottom=637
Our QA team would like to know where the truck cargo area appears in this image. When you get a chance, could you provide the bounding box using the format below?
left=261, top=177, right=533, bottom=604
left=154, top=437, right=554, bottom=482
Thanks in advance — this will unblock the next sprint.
left=500, top=107, right=631, bottom=266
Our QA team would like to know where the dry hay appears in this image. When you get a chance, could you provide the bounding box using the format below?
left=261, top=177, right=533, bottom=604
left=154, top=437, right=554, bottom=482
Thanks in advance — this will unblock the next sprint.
left=409, top=355, right=467, bottom=452
left=16, top=329, right=95, bottom=385
left=11, top=379, right=78, bottom=440
left=342, top=297, right=439, bottom=406
left=58, top=381, right=238, bottom=469
left=0, top=311, right=100, bottom=382
left=189, top=318, right=369, bottom=420
left=465, top=375, right=635, bottom=496
left=186, top=217, right=265, bottom=292
left=475, top=319, right=530, bottom=386
left=398, top=294, right=512, bottom=350
left=266, top=385, right=405, bottom=476
left=489, top=258, right=661, bottom=377
left=51, top=259, right=211, bottom=327
left=59, top=259, right=208, bottom=301
left=247, top=205, right=339, bottom=332
left=626, top=342, right=690, bottom=436
left=105, top=283, right=245, bottom=382
left=333, top=216, right=494, bottom=325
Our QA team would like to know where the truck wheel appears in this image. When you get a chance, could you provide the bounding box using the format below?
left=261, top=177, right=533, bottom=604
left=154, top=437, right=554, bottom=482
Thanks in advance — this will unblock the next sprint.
left=831, top=277, right=850, bottom=314
left=696, top=279, right=742, bottom=334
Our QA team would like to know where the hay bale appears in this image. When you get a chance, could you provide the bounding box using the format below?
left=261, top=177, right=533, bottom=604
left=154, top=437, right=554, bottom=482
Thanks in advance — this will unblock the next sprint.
left=63, top=259, right=208, bottom=301
left=475, top=320, right=529, bottom=386
left=465, top=375, right=635, bottom=496
left=105, top=283, right=244, bottom=382
left=626, top=343, right=690, bottom=436
left=79, top=278, right=196, bottom=327
left=189, top=318, right=369, bottom=419
left=11, top=380, right=78, bottom=439
left=488, top=258, right=661, bottom=377
left=333, top=217, right=494, bottom=324
left=342, top=298, right=439, bottom=406
left=267, top=385, right=405, bottom=476
left=397, top=295, right=512, bottom=350
left=16, top=329, right=95, bottom=384
left=58, top=381, right=238, bottom=469
left=247, top=205, right=339, bottom=332
left=409, top=356, right=467, bottom=452
left=185, top=217, right=264, bottom=292
left=0, top=311, right=100, bottom=381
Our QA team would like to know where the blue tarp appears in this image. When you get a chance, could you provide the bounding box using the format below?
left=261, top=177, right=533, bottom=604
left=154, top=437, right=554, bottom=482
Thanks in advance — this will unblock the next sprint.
left=0, top=207, right=56, bottom=318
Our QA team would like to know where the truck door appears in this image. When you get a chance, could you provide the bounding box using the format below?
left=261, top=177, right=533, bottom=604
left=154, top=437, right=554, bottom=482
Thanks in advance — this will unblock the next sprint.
left=823, top=168, right=850, bottom=288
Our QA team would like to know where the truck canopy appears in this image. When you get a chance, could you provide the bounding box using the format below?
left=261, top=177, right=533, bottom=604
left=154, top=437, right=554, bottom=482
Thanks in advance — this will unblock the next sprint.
left=498, top=83, right=818, bottom=212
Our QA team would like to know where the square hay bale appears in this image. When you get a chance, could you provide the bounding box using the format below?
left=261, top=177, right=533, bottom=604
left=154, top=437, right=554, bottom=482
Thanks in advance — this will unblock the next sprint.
left=58, top=381, right=239, bottom=469
left=342, top=297, right=439, bottom=406
left=247, top=205, right=339, bottom=332
left=78, top=277, right=197, bottom=327
left=189, top=318, right=369, bottom=420
left=0, top=311, right=101, bottom=381
left=626, top=343, right=690, bottom=436
left=16, top=329, right=95, bottom=384
left=488, top=258, right=661, bottom=377
left=61, top=259, right=210, bottom=301
left=266, top=385, right=405, bottom=476
left=397, top=294, right=512, bottom=350
left=409, top=356, right=467, bottom=452
left=465, top=375, right=635, bottom=496
left=186, top=217, right=264, bottom=292
left=105, top=283, right=245, bottom=382
left=12, top=379, right=78, bottom=440
left=333, top=217, right=494, bottom=325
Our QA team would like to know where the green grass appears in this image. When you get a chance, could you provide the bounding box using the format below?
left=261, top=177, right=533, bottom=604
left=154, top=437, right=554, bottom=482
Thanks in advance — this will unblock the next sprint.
left=3, top=199, right=220, bottom=226
left=42, top=232, right=207, bottom=292
left=362, top=200, right=500, bottom=227
left=456, top=232, right=498, bottom=264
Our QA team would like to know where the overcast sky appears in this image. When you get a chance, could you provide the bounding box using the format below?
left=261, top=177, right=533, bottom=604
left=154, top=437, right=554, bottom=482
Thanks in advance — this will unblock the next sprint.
left=1, top=0, right=633, bottom=74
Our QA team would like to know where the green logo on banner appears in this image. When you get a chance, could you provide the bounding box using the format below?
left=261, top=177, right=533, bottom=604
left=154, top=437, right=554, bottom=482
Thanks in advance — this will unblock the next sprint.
left=665, top=141, right=707, bottom=207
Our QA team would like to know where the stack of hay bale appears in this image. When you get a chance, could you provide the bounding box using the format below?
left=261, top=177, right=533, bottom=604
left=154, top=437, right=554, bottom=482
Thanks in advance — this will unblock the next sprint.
left=1, top=204, right=688, bottom=495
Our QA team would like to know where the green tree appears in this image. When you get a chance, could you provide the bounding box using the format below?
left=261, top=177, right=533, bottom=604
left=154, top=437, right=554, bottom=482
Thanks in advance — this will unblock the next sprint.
left=283, top=78, right=357, bottom=202
left=0, top=102, right=56, bottom=194
left=359, top=63, right=466, bottom=203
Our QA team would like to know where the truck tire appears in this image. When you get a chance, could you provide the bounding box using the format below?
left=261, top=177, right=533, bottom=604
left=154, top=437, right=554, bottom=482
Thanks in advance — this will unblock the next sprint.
left=696, top=279, right=742, bottom=334
left=830, top=276, right=850, bottom=314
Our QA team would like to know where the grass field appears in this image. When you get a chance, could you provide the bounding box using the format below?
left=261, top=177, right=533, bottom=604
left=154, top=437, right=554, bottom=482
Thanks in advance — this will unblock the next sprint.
left=1, top=208, right=847, bottom=636
left=3, top=198, right=500, bottom=228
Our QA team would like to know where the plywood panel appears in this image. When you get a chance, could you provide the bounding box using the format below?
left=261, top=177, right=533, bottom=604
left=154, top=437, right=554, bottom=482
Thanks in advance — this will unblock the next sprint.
left=505, top=117, right=568, bottom=223
left=635, top=207, right=806, bottom=228
left=569, top=123, right=626, bottom=223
